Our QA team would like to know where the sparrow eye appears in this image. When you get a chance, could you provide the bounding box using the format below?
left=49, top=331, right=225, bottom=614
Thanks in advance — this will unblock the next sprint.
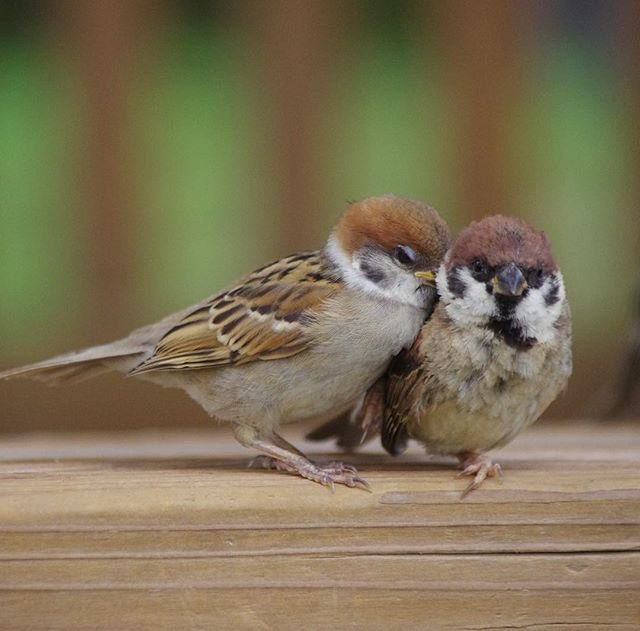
left=471, top=258, right=491, bottom=282
left=393, top=245, right=417, bottom=267
left=526, top=267, right=545, bottom=288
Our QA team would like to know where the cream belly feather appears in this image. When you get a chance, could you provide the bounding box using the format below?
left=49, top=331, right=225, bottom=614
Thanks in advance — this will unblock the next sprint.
left=408, top=321, right=570, bottom=454
left=153, top=290, right=426, bottom=430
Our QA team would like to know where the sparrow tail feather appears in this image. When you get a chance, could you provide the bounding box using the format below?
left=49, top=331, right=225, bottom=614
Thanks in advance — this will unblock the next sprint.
left=0, top=342, right=146, bottom=385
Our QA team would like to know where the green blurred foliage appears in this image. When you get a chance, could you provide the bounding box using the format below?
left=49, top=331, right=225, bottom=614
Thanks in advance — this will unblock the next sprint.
left=322, top=18, right=458, bottom=220
left=131, top=22, right=267, bottom=317
left=0, top=1, right=636, bottom=375
left=0, top=36, right=88, bottom=354
left=516, top=37, right=635, bottom=346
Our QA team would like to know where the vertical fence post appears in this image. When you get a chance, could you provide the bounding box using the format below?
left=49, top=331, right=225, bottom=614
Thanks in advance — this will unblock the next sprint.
left=243, top=0, right=348, bottom=252
left=438, top=0, right=520, bottom=221
left=53, top=0, right=152, bottom=339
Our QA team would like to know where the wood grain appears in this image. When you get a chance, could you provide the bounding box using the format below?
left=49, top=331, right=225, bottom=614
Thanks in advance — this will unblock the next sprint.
left=0, top=421, right=639, bottom=630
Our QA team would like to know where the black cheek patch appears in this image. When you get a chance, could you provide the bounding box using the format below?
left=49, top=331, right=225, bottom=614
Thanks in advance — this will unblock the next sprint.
left=544, top=279, right=560, bottom=306
left=360, top=261, right=385, bottom=284
left=447, top=268, right=465, bottom=297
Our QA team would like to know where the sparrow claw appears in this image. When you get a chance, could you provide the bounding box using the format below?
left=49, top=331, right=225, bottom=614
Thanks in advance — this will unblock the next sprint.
left=323, top=461, right=357, bottom=475
left=248, top=455, right=371, bottom=491
left=352, top=477, right=372, bottom=492
left=457, top=453, right=502, bottom=497
left=315, top=461, right=372, bottom=491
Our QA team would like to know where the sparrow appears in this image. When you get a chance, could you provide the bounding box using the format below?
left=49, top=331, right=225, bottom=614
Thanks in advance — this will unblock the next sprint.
left=310, top=215, right=572, bottom=495
left=0, top=195, right=451, bottom=489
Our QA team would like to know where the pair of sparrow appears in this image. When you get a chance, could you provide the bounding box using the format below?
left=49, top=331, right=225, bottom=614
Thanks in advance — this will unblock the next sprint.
left=0, top=195, right=572, bottom=494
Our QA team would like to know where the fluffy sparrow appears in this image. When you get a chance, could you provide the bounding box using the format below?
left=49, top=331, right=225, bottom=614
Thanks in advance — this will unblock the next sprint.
left=310, top=215, right=572, bottom=495
left=0, top=195, right=451, bottom=489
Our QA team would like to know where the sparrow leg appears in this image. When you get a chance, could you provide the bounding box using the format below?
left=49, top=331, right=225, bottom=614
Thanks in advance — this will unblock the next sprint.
left=271, top=430, right=368, bottom=487
left=234, top=424, right=370, bottom=491
left=457, top=452, right=503, bottom=497
left=271, top=431, right=306, bottom=457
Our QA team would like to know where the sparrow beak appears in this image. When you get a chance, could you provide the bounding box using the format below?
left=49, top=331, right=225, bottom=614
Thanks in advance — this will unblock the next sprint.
left=492, top=262, right=527, bottom=297
left=414, top=270, right=437, bottom=287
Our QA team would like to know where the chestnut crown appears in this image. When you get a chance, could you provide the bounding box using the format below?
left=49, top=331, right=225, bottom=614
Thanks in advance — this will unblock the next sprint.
left=334, top=195, right=451, bottom=272
left=447, top=215, right=557, bottom=274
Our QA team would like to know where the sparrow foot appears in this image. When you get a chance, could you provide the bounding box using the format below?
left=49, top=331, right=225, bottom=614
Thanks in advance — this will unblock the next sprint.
left=457, top=452, right=503, bottom=497
left=250, top=455, right=371, bottom=492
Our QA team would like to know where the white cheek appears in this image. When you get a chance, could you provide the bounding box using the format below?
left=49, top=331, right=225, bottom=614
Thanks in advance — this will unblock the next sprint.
left=326, top=234, right=377, bottom=295
left=390, top=273, right=427, bottom=309
left=435, top=262, right=450, bottom=297
left=325, top=235, right=426, bottom=310
left=514, top=274, right=565, bottom=342
left=439, top=265, right=496, bottom=326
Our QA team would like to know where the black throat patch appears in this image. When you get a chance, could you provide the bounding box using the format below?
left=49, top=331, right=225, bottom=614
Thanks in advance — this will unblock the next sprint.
left=489, top=294, right=537, bottom=350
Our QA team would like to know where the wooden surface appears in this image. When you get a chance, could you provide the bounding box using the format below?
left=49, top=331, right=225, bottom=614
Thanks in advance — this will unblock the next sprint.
left=1, top=421, right=639, bottom=630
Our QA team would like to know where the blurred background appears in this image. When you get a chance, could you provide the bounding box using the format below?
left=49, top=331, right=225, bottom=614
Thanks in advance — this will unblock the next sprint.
left=1, top=0, right=638, bottom=433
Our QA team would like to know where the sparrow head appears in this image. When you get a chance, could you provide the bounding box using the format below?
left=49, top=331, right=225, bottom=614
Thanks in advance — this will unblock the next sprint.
left=326, top=195, right=451, bottom=309
left=438, top=215, right=566, bottom=349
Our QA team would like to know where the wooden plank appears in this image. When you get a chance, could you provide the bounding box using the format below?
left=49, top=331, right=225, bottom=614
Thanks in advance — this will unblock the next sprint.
left=3, top=552, right=639, bottom=590
left=1, top=589, right=638, bottom=630
left=1, top=458, right=640, bottom=529
left=1, top=420, right=638, bottom=460
left=0, top=422, right=639, bottom=629
left=2, top=523, right=638, bottom=559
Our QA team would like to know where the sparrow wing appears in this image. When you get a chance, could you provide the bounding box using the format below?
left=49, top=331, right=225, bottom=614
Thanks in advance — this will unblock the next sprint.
left=381, top=334, right=430, bottom=455
left=129, top=252, right=340, bottom=375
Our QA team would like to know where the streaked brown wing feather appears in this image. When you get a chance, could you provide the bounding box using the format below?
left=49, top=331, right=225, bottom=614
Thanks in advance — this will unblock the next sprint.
left=130, top=252, right=339, bottom=374
left=381, top=335, right=428, bottom=455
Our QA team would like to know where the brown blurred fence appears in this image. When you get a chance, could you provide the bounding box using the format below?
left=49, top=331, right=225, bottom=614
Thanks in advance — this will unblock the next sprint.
left=1, top=0, right=638, bottom=432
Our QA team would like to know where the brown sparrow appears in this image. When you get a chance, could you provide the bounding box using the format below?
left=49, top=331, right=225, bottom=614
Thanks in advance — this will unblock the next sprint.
left=0, top=195, right=451, bottom=489
left=311, top=215, right=572, bottom=495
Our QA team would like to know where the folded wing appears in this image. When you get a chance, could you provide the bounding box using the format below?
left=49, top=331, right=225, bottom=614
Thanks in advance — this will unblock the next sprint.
left=130, top=252, right=339, bottom=374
